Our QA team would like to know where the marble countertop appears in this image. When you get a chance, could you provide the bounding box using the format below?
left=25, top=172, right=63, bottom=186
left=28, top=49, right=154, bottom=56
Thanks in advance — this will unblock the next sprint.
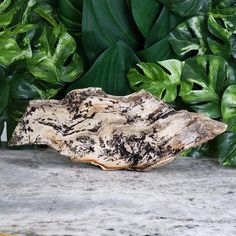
left=0, top=149, right=235, bottom=236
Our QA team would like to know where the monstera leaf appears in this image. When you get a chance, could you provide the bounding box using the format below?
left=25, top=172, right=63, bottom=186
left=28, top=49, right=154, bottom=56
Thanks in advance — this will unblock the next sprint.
left=169, top=16, right=209, bottom=59
left=128, top=59, right=183, bottom=102
left=221, top=85, right=236, bottom=131
left=27, top=27, right=83, bottom=84
left=67, top=41, right=138, bottom=95
left=180, top=55, right=230, bottom=118
left=82, top=0, right=142, bottom=61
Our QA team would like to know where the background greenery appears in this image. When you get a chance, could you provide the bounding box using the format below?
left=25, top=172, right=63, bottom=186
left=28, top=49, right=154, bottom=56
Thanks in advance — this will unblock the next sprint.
left=0, top=0, right=236, bottom=167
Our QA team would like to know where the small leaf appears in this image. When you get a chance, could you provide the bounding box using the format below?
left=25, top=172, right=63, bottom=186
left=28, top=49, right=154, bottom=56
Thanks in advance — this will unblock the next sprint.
left=67, top=41, right=139, bottom=95
left=128, top=59, right=183, bottom=102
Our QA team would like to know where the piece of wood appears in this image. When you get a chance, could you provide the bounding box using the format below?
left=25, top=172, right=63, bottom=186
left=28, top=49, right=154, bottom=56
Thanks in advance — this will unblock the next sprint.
left=10, top=88, right=227, bottom=171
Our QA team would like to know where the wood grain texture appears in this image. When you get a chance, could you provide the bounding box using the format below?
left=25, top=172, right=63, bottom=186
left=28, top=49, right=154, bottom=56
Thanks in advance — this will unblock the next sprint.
left=10, top=88, right=227, bottom=171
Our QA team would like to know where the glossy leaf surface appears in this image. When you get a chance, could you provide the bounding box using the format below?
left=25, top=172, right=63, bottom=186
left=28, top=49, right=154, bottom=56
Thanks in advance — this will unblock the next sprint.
left=128, top=59, right=183, bottom=102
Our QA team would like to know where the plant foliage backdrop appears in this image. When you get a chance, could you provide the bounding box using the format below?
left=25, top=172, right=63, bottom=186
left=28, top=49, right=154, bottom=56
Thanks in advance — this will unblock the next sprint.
left=0, top=0, right=236, bottom=167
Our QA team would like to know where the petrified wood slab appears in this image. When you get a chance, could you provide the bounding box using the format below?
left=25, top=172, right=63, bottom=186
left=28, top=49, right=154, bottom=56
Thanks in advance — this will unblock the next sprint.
left=10, top=88, right=227, bottom=171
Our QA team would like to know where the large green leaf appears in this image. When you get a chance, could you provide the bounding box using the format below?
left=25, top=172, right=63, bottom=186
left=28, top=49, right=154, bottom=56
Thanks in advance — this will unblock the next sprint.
left=138, top=36, right=177, bottom=62
left=128, top=59, right=183, bottom=102
left=67, top=41, right=139, bottom=95
left=82, top=0, right=141, bottom=61
left=145, top=7, right=183, bottom=47
left=180, top=55, right=230, bottom=118
left=221, top=85, right=236, bottom=131
left=27, top=27, right=83, bottom=84
left=131, top=0, right=161, bottom=38
left=157, top=0, right=210, bottom=17
left=59, top=0, right=82, bottom=32
left=169, top=16, right=209, bottom=59
left=211, top=132, right=236, bottom=167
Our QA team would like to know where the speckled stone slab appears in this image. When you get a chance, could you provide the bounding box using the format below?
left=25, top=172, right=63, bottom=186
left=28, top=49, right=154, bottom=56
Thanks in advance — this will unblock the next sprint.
left=0, top=149, right=235, bottom=236
left=10, top=88, right=227, bottom=170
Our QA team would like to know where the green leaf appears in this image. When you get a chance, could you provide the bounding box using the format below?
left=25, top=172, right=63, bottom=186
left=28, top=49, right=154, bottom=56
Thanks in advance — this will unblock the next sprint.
left=8, top=74, right=42, bottom=100
left=82, top=0, right=141, bottom=61
left=27, top=28, right=83, bottom=84
left=138, top=36, right=177, bottom=62
left=169, top=16, right=209, bottom=59
left=0, top=38, right=29, bottom=66
left=131, top=0, right=161, bottom=37
left=221, top=85, right=236, bottom=131
left=185, top=143, right=211, bottom=158
left=0, top=24, right=36, bottom=38
left=207, top=15, right=231, bottom=59
left=0, top=77, right=9, bottom=114
left=180, top=55, right=230, bottom=118
left=157, top=0, right=210, bottom=17
left=128, top=59, right=183, bottom=102
left=58, top=0, right=82, bottom=31
left=34, top=4, right=57, bottom=27
left=0, top=0, right=11, bottom=13
left=212, top=132, right=236, bottom=167
left=67, top=41, right=139, bottom=95
left=0, top=8, right=15, bottom=27
left=145, top=7, right=183, bottom=47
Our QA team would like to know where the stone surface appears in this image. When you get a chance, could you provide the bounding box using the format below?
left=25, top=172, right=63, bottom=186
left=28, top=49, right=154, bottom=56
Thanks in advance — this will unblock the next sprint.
left=10, top=88, right=226, bottom=170
left=0, top=149, right=235, bottom=236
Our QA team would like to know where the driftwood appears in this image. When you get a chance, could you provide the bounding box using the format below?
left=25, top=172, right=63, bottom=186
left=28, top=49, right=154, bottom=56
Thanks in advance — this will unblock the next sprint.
left=10, top=88, right=227, bottom=171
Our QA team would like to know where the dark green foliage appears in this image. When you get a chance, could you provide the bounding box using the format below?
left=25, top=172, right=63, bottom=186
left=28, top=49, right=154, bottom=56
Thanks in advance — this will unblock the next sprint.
left=127, top=1, right=236, bottom=167
left=0, top=0, right=83, bottom=144
left=1, top=0, right=236, bottom=167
